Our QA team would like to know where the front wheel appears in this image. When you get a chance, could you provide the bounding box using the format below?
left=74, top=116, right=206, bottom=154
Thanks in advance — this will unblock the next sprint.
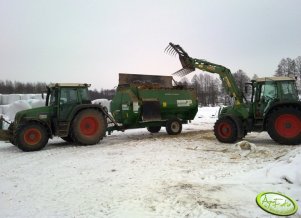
left=15, top=123, right=49, bottom=151
left=214, top=117, right=238, bottom=143
left=166, top=119, right=182, bottom=135
left=71, top=109, right=106, bottom=145
left=267, top=107, right=301, bottom=145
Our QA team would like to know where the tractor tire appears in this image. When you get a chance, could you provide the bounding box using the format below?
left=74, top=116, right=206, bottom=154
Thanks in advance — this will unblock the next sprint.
left=147, top=126, right=161, bottom=133
left=214, top=117, right=238, bottom=143
left=267, top=107, right=301, bottom=145
left=166, top=119, right=182, bottom=135
left=15, top=123, right=49, bottom=152
left=71, top=109, right=106, bottom=145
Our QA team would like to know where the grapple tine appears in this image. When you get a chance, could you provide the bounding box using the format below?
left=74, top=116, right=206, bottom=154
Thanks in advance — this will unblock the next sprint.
left=164, top=45, right=171, bottom=53
left=167, top=46, right=175, bottom=55
left=165, top=42, right=196, bottom=76
left=172, top=68, right=194, bottom=77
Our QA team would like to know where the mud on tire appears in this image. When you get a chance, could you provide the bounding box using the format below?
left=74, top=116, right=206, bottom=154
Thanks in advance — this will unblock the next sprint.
left=71, top=109, right=106, bottom=145
left=267, top=107, right=301, bottom=145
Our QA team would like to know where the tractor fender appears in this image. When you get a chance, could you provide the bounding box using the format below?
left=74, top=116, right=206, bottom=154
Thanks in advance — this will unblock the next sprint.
left=69, top=104, right=106, bottom=124
left=263, top=101, right=301, bottom=130
left=70, top=104, right=105, bottom=118
left=17, top=119, right=53, bottom=139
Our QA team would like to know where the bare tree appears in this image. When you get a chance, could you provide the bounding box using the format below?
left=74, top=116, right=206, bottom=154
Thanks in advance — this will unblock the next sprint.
left=233, top=69, right=250, bottom=94
left=275, top=58, right=296, bottom=77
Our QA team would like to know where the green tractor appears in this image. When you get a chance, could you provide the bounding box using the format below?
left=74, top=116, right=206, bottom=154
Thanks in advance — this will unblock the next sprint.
left=166, top=43, right=301, bottom=145
left=0, top=83, right=107, bottom=151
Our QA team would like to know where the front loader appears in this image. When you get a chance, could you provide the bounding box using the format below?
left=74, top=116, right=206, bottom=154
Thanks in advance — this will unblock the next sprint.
left=0, top=83, right=107, bottom=151
left=166, top=42, right=301, bottom=145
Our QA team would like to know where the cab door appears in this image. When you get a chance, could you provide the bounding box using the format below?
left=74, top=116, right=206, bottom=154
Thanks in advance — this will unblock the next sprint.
left=58, top=88, right=79, bottom=121
left=254, top=81, right=277, bottom=119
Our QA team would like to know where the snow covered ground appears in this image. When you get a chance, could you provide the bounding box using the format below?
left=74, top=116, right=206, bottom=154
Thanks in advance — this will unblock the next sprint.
left=0, top=102, right=300, bottom=217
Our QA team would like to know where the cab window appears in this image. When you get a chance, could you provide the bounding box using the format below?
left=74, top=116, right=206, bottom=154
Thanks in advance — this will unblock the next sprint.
left=281, top=81, right=297, bottom=97
left=262, top=82, right=277, bottom=100
left=60, top=88, right=78, bottom=104
left=79, top=88, right=90, bottom=103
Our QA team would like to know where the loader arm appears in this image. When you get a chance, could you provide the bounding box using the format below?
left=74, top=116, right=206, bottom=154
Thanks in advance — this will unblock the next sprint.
left=166, top=43, right=244, bottom=106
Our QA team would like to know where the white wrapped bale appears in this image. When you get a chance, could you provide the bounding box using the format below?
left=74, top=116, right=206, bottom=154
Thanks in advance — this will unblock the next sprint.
left=28, top=99, right=45, bottom=108
left=33, top=94, right=43, bottom=100
left=1, top=94, right=21, bottom=105
left=1, top=105, right=9, bottom=116
left=6, top=100, right=31, bottom=120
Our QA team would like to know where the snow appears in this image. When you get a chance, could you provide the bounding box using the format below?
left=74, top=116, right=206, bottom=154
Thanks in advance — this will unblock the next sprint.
left=0, top=98, right=300, bottom=217
left=92, top=99, right=111, bottom=112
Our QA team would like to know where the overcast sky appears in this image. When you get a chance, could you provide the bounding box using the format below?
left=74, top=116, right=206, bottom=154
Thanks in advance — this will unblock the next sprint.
left=0, top=0, right=300, bottom=89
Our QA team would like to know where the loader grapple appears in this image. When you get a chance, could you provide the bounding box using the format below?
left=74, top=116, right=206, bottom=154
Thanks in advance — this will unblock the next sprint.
left=165, top=42, right=196, bottom=77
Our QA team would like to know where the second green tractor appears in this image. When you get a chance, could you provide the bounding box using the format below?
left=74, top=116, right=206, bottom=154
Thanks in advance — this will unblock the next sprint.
left=166, top=42, right=301, bottom=145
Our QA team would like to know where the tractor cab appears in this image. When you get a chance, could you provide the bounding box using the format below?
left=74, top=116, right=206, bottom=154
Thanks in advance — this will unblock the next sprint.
left=251, top=77, right=299, bottom=119
left=45, top=83, right=91, bottom=122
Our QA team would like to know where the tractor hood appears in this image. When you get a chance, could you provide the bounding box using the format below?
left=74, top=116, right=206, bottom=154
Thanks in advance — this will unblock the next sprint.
left=14, top=106, right=53, bottom=124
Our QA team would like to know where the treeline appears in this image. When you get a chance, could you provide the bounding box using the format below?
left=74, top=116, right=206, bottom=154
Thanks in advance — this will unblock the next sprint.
left=0, top=80, right=47, bottom=94
left=1, top=56, right=300, bottom=105
left=89, top=89, right=116, bottom=100
left=0, top=80, right=116, bottom=100
left=179, top=69, right=253, bottom=106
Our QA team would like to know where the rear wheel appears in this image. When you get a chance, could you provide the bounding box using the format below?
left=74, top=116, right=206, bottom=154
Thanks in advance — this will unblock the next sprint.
left=166, top=119, right=182, bottom=135
left=71, top=109, right=106, bottom=145
left=214, top=117, right=238, bottom=143
left=147, top=126, right=161, bottom=133
left=15, top=123, right=49, bottom=151
left=267, top=107, right=301, bottom=145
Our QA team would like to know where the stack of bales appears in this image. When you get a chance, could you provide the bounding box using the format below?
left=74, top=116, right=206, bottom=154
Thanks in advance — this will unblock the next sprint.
left=0, top=94, right=45, bottom=122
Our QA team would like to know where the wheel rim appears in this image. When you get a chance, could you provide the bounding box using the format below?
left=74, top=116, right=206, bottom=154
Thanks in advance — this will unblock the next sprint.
left=80, top=117, right=99, bottom=136
left=24, top=128, right=42, bottom=145
left=275, top=114, right=301, bottom=138
left=218, top=122, right=232, bottom=139
left=171, top=121, right=180, bottom=133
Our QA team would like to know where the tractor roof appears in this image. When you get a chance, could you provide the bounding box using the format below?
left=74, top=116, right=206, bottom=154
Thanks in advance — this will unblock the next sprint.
left=47, top=83, right=91, bottom=88
left=255, top=76, right=296, bottom=82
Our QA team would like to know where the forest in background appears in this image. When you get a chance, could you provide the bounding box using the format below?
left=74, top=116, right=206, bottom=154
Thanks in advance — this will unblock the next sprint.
left=0, top=56, right=300, bottom=105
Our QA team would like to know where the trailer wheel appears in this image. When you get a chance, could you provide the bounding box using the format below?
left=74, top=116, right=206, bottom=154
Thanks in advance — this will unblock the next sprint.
left=214, top=117, right=238, bottom=143
left=15, top=123, right=49, bottom=151
left=147, top=126, right=161, bottom=133
left=166, top=119, right=182, bottom=135
left=267, top=107, right=301, bottom=145
left=71, top=109, right=106, bottom=145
